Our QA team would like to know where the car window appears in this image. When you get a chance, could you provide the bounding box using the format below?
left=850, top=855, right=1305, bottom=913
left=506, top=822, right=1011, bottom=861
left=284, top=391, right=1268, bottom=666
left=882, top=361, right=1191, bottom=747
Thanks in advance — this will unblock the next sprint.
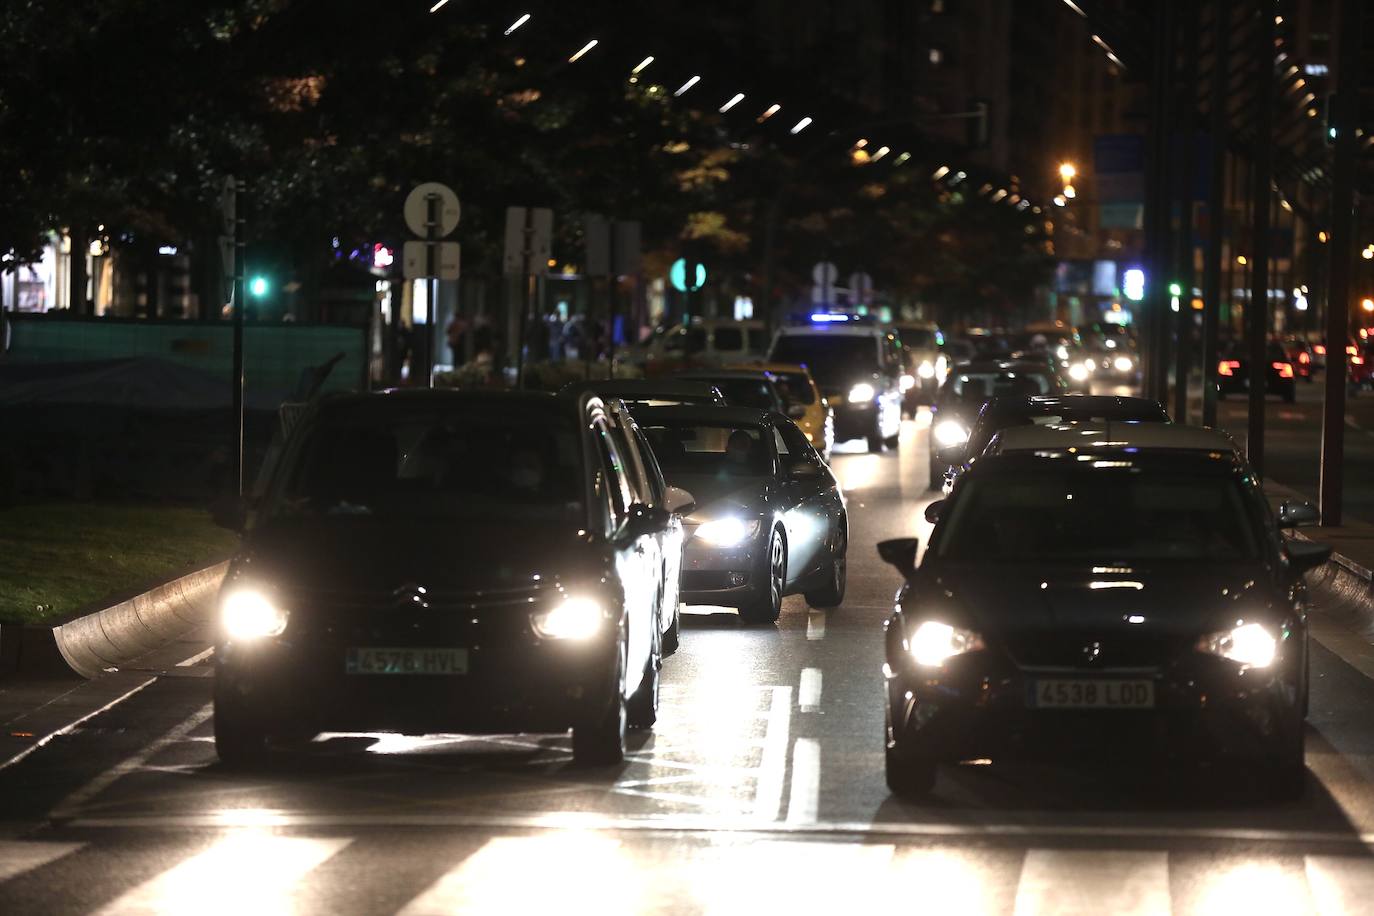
left=685, top=328, right=707, bottom=355
left=748, top=329, right=769, bottom=351
left=777, top=420, right=816, bottom=462
left=936, top=469, right=1260, bottom=563
left=630, top=422, right=666, bottom=502
left=607, top=415, right=650, bottom=506
left=772, top=371, right=816, bottom=405
left=769, top=335, right=880, bottom=386
left=592, top=419, right=634, bottom=530
left=641, top=422, right=773, bottom=478
left=774, top=428, right=791, bottom=457
left=710, top=378, right=778, bottom=410
left=713, top=327, right=744, bottom=351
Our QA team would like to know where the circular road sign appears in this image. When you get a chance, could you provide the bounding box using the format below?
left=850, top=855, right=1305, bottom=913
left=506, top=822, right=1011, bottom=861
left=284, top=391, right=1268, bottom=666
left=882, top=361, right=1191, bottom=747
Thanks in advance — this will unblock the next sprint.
left=404, top=182, right=461, bottom=238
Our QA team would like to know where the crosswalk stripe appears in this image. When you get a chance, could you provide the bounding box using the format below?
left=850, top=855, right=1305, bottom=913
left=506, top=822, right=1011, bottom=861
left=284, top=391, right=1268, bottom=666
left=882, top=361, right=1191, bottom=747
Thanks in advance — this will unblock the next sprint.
left=92, top=834, right=349, bottom=916
left=1013, top=849, right=1170, bottom=916
left=799, top=667, right=822, bottom=711
left=1174, top=857, right=1312, bottom=916
left=0, top=840, right=83, bottom=883
left=1306, top=856, right=1374, bottom=916
left=690, top=841, right=894, bottom=914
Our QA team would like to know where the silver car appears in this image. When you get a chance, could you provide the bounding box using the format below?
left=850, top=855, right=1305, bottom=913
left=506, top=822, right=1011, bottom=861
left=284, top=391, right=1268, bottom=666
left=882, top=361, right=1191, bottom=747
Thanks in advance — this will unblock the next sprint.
left=635, top=406, right=848, bottom=623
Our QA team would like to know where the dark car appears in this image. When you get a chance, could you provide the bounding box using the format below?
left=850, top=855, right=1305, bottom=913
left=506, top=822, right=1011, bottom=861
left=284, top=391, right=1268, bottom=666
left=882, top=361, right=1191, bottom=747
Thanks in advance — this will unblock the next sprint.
left=934, top=394, right=1171, bottom=493
left=1217, top=341, right=1296, bottom=403
left=927, top=360, right=1064, bottom=489
left=211, top=390, right=694, bottom=767
left=635, top=405, right=848, bottom=622
left=559, top=378, right=725, bottom=410
left=1278, top=337, right=1315, bottom=382
left=878, top=423, right=1331, bottom=799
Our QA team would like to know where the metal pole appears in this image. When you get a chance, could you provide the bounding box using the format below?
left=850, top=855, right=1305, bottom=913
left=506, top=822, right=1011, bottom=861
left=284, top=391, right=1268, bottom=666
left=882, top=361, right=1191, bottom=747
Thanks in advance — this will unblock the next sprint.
left=1246, top=3, right=1274, bottom=479
left=1320, top=0, right=1361, bottom=525
left=1201, top=0, right=1229, bottom=427
left=1173, top=0, right=1201, bottom=422
left=231, top=178, right=245, bottom=497
left=1144, top=0, right=1177, bottom=402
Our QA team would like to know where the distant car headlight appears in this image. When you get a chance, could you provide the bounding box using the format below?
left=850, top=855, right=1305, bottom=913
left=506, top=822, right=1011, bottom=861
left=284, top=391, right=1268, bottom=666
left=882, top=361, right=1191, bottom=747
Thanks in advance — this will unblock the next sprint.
left=695, top=517, right=761, bottom=548
left=221, top=589, right=288, bottom=640
left=1069, top=363, right=1090, bottom=382
left=1114, top=356, right=1134, bottom=373
left=933, top=419, right=969, bottom=447
left=917, top=360, right=936, bottom=379
left=935, top=355, right=948, bottom=381
left=1056, top=345, right=1069, bottom=360
left=1198, top=621, right=1277, bottom=668
left=899, top=374, right=916, bottom=391
left=909, top=621, right=985, bottom=667
left=848, top=382, right=877, bottom=402
left=531, top=596, right=604, bottom=640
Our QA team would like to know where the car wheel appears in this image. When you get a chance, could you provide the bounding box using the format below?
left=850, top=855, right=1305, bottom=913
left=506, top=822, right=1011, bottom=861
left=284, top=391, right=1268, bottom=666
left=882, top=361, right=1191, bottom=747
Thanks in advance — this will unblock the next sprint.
left=627, top=616, right=661, bottom=730
left=573, top=631, right=627, bottom=765
left=885, top=431, right=901, bottom=450
left=214, top=685, right=271, bottom=769
left=663, top=603, right=681, bottom=656
left=805, top=523, right=847, bottom=608
left=885, top=710, right=936, bottom=799
left=741, top=529, right=786, bottom=624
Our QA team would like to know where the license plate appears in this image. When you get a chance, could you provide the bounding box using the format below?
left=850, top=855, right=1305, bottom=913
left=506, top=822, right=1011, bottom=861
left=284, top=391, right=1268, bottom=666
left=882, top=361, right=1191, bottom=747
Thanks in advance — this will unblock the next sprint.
left=1030, top=679, right=1154, bottom=709
left=345, top=647, right=468, bottom=675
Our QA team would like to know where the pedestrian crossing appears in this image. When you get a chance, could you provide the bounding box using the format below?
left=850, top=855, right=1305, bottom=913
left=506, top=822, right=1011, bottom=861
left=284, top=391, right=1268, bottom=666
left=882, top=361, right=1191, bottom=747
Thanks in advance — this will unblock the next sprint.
left=7, top=831, right=1374, bottom=914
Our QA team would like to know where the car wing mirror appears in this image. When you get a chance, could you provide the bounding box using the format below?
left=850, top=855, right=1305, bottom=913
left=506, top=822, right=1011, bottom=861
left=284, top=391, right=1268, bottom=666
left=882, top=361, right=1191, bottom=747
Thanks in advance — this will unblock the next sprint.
left=877, top=538, right=920, bottom=581
left=663, top=485, right=696, bottom=516
left=624, top=503, right=670, bottom=540
left=211, top=493, right=247, bottom=532
left=924, top=499, right=946, bottom=525
left=1285, top=539, right=1332, bottom=575
left=1278, top=500, right=1321, bottom=529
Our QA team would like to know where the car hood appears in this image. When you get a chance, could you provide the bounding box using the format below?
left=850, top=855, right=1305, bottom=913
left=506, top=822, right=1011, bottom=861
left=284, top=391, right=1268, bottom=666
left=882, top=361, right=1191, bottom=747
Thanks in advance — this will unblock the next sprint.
left=914, top=561, right=1279, bottom=636
left=669, top=474, right=772, bottom=523
left=237, top=517, right=601, bottom=596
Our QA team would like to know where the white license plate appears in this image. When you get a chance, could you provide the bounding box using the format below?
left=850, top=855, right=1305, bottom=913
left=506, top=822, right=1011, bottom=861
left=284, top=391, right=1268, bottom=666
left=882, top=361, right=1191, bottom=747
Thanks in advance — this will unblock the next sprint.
left=345, top=647, right=468, bottom=675
left=1031, top=679, right=1154, bottom=709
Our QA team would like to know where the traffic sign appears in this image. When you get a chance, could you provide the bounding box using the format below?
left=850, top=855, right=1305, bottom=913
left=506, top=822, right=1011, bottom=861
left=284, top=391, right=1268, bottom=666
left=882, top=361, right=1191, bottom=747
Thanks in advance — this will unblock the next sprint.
left=404, top=183, right=461, bottom=238
left=505, top=207, right=553, bottom=275
left=403, top=241, right=461, bottom=280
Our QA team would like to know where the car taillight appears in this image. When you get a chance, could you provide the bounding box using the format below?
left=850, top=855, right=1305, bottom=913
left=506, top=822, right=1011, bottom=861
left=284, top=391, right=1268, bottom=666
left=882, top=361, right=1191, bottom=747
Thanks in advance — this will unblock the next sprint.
left=1314, top=345, right=1327, bottom=355
left=1348, top=345, right=1360, bottom=356
left=1218, top=360, right=1241, bottom=376
left=1273, top=362, right=1294, bottom=378
left=1298, top=351, right=1311, bottom=364
left=1354, top=356, right=1366, bottom=367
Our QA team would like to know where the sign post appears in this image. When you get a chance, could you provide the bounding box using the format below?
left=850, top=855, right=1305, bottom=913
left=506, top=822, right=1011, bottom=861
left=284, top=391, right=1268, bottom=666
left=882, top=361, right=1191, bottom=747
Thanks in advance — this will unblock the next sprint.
left=505, top=206, right=553, bottom=387
left=222, top=175, right=246, bottom=498
left=403, top=183, right=461, bottom=387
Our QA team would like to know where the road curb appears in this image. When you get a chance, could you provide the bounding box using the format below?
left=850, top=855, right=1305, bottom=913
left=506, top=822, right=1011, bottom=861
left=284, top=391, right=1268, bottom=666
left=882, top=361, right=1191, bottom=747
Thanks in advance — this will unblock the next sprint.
left=1293, top=529, right=1374, bottom=647
left=0, top=561, right=228, bottom=679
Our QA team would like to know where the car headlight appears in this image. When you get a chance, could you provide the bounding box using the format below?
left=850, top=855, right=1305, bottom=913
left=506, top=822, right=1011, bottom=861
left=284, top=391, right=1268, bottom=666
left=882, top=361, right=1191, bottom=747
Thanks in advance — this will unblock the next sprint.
left=909, top=620, right=985, bottom=667
left=1069, top=363, right=1090, bottom=382
left=848, top=382, right=876, bottom=402
left=1114, top=356, right=1134, bottom=373
left=933, top=419, right=969, bottom=447
left=695, top=517, right=761, bottom=548
left=899, top=374, right=916, bottom=392
left=1198, top=621, right=1277, bottom=668
left=917, top=360, right=936, bottom=379
left=1056, top=345, right=1069, bottom=360
left=221, top=589, right=288, bottom=640
left=531, top=596, right=604, bottom=640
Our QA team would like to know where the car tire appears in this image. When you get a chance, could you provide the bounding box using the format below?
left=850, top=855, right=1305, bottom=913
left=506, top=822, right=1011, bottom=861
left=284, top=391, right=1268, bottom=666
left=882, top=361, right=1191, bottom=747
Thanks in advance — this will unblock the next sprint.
left=573, top=632, right=628, bottom=765
left=214, top=687, right=271, bottom=769
left=885, top=711, right=936, bottom=799
left=805, top=524, right=847, bottom=608
left=885, top=432, right=901, bottom=450
left=740, top=529, right=786, bottom=624
left=627, top=617, right=661, bottom=730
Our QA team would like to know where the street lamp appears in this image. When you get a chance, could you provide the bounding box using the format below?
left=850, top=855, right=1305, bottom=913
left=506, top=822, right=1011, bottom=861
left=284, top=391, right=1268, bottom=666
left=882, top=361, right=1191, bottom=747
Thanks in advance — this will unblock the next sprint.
left=1059, top=162, right=1077, bottom=181
left=1362, top=298, right=1374, bottom=313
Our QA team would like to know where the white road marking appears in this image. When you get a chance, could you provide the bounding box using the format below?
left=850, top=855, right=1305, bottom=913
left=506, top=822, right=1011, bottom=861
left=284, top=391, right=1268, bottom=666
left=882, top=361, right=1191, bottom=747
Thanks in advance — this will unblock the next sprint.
left=94, top=834, right=349, bottom=915
left=751, top=686, right=792, bottom=821
left=0, top=840, right=83, bottom=882
left=175, top=646, right=214, bottom=667
left=691, top=842, right=894, bottom=913
left=806, top=611, right=826, bottom=640
left=889, top=848, right=1007, bottom=915
left=785, top=738, right=820, bottom=825
left=1188, top=857, right=1312, bottom=915
left=0, top=677, right=157, bottom=774
left=798, top=667, right=822, bottom=711
left=1306, top=855, right=1374, bottom=915
left=1013, top=849, right=1170, bottom=916
left=50, top=703, right=212, bottom=821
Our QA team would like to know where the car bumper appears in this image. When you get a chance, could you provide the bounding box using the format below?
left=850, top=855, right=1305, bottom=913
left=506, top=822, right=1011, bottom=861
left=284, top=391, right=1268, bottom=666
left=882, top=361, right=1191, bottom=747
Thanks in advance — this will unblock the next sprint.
left=680, top=536, right=764, bottom=607
left=216, top=633, right=619, bottom=735
left=1217, top=376, right=1294, bottom=395
left=884, top=649, right=1301, bottom=763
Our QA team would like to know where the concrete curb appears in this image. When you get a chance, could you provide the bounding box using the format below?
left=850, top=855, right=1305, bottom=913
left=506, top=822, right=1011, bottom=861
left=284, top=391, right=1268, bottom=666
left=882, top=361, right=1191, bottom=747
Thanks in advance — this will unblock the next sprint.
left=1293, top=530, right=1374, bottom=646
left=0, top=561, right=228, bottom=679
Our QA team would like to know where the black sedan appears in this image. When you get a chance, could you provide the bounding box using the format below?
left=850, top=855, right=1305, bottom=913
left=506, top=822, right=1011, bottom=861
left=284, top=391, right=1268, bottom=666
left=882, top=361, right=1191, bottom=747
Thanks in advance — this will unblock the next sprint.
left=927, top=359, right=1064, bottom=489
left=934, top=393, right=1170, bottom=493
left=880, top=422, right=1330, bottom=798
left=636, top=405, right=847, bottom=622
left=211, top=390, right=691, bottom=767
left=1217, top=341, right=1297, bottom=403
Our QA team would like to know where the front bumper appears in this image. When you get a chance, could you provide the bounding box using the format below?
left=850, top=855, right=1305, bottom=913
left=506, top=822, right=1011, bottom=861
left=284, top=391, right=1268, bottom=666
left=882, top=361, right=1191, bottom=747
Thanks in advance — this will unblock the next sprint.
left=680, top=534, right=764, bottom=607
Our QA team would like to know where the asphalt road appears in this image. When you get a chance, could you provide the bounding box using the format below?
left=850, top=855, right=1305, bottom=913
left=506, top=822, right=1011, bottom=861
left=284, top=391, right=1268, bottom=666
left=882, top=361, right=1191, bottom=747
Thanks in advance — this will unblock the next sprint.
left=7, top=416, right=1374, bottom=913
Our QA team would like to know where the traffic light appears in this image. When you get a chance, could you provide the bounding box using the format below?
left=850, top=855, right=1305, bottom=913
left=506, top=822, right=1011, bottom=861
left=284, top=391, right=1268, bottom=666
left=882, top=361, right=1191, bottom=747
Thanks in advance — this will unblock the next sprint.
left=249, top=275, right=270, bottom=298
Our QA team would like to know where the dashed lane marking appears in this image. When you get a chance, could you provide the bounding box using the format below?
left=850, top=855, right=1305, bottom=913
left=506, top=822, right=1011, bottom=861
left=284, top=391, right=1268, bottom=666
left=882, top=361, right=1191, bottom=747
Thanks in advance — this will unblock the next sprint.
left=799, top=668, right=822, bottom=712
left=785, top=738, right=820, bottom=826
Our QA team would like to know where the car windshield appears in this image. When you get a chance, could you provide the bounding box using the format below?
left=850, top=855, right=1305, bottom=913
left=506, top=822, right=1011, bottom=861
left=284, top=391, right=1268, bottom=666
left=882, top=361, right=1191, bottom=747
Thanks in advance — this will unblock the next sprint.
left=968, top=410, right=1165, bottom=456
left=640, top=422, right=773, bottom=477
left=900, top=329, right=937, bottom=349
left=269, top=405, right=584, bottom=522
left=770, top=335, right=878, bottom=385
left=698, top=378, right=775, bottom=410
left=936, top=467, right=1261, bottom=563
left=771, top=371, right=816, bottom=405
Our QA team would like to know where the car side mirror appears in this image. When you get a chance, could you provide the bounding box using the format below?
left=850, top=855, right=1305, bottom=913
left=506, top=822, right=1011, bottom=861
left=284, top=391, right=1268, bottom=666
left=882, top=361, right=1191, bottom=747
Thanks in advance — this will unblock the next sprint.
left=788, top=458, right=823, bottom=480
left=1285, top=539, right=1332, bottom=575
left=934, top=444, right=966, bottom=468
left=211, top=493, right=247, bottom=532
left=787, top=403, right=807, bottom=419
left=664, top=485, right=696, bottom=516
left=1278, top=500, right=1321, bottom=529
left=924, top=499, right=946, bottom=524
left=877, top=538, right=920, bottom=580
left=624, top=503, right=670, bottom=540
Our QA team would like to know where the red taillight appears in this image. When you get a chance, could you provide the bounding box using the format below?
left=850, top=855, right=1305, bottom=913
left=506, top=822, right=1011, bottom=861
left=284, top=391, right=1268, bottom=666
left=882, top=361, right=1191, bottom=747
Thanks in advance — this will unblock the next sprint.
left=1315, top=345, right=1327, bottom=355
left=1354, top=356, right=1367, bottom=366
left=1218, top=360, right=1241, bottom=376
left=1273, top=361, right=1294, bottom=378
left=1299, top=351, right=1311, bottom=364
left=1348, top=345, right=1360, bottom=356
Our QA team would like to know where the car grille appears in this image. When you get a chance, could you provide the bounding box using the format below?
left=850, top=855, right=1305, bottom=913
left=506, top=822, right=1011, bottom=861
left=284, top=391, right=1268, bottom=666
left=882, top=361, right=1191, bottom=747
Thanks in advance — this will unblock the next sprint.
left=1003, top=631, right=1186, bottom=672
left=280, top=581, right=554, bottom=614
left=683, top=570, right=749, bottom=591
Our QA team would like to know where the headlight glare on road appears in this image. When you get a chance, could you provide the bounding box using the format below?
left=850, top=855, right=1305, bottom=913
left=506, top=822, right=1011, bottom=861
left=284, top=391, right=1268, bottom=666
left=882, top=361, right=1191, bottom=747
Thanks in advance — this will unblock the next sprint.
left=221, top=589, right=288, bottom=640
left=1114, top=355, right=1134, bottom=373
left=1069, top=363, right=1090, bottom=382
left=532, top=597, right=604, bottom=639
left=909, top=621, right=985, bottom=667
left=1198, top=621, right=1277, bottom=668
left=917, top=360, right=936, bottom=379
left=933, top=419, right=970, bottom=447
left=695, top=517, right=760, bottom=548
left=848, top=382, right=876, bottom=402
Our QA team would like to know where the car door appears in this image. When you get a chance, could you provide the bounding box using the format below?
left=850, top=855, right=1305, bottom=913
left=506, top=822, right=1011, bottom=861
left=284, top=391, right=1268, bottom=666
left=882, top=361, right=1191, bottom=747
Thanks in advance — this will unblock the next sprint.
left=609, top=406, right=678, bottom=637
left=773, top=419, right=831, bottom=581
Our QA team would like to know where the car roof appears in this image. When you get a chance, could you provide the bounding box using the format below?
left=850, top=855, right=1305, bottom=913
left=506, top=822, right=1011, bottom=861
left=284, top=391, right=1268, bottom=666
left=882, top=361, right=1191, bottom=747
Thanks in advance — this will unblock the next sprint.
left=982, top=394, right=1169, bottom=419
left=675, top=369, right=776, bottom=381
left=631, top=404, right=775, bottom=426
left=775, top=323, right=887, bottom=338
left=988, top=421, right=1239, bottom=455
left=559, top=379, right=723, bottom=400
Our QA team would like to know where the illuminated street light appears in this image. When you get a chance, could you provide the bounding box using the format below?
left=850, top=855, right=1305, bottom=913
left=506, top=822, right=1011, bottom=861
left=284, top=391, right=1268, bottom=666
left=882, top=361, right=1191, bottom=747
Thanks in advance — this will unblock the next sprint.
left=932, top=165, right=950, bottom=180
left=674, top=75, right=701, bottom=97
left=429, top=0, right=452, bottom=12
left=719, top=92, right=745, bottom=113
left=790, top=116, right=813, bottom=134
left=503, top=12, right=530, bottom=33
left=1237, top=255, right=1248, bottom=265
left=1363, top=298, right=1374, bottom=313
left=568, top=39, right=598, bottom=63
left=871, top=146, right=890, bottom=162
left=1364, top=247, right=1374, bottom=260
left=1059, top=162, right=1077, bottom=181
left=757, top=103, right=781, bottom=123
left=631, top=56, right=654, bottom=74
left=1318, top=231, right=1329, bottom=243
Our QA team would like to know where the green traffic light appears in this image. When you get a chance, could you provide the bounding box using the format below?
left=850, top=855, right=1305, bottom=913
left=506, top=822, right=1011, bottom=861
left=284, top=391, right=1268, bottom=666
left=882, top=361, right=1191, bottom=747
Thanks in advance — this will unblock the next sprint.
left=1168, top=282, right=1182, bottom=297
left=249, top=276, right=269, bottom=297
